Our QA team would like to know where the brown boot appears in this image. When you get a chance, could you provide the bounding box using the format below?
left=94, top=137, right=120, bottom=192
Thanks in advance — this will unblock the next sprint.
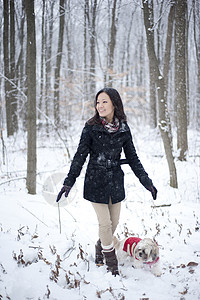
left=103, top=248, right=119, bottom=276
left=95, top=239, right=104, bottom=266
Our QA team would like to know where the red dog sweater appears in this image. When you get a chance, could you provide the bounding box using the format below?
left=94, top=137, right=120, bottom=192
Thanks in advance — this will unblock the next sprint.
left=123, top=237, right=142, bottom=257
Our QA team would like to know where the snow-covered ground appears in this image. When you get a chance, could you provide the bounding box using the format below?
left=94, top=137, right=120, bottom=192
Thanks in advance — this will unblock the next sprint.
left=0, top=125, right=200, bottom=300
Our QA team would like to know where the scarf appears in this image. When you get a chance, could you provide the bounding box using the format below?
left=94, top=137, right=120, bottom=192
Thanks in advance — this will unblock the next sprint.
left=100, top=117, right=119, bottom=133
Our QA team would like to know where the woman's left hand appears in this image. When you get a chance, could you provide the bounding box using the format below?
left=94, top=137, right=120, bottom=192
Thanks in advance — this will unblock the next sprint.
left=139, top=176, right=157, bottom=200
left=149, top=185, right=157, bottom=200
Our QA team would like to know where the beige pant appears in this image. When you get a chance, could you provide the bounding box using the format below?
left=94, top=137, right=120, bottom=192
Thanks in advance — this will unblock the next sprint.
left=92, top=199, right=121, bottom=247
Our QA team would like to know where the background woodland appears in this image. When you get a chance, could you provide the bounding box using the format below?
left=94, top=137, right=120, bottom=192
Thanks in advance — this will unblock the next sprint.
left=0, top=0, right=200, bottom=193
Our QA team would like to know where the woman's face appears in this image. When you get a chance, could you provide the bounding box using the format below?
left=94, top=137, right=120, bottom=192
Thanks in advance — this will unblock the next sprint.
left=96, top=92, right=114, bottom=123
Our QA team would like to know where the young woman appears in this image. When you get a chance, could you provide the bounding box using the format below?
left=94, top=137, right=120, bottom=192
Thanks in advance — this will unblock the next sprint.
left=56, top=87, right=157, bottom=276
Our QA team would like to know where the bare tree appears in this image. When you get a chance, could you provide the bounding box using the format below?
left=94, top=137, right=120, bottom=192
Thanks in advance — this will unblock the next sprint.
left=3, top=0, right=18, bottom=136
left=192, top=0, right=200, bottom=129
left=45, top=1, right=55, bottom=133
left=84, top=0, right=97, bottom=96
left=143, top=0, right=178, bottom=188
left=16, top=0, right=25, bottom=104
left=10, top=0, right=18, bottom=132
left=175, top=0, right=188, bottom=161
left=65, top=0, right=73, bottom=95
left=54, top=0, right=65, bottom=126
left=107, top=0, right=121, bottom=86
left=3, top=0, right=11, bottom=136
left=84, top=0, right=89, bottom=100
left=148, top=0, right=157, bottom=128
left=124, top=9, right=135, bottom=87
left=25, top=0, right=37, bottom=194
left=38, top=0, right=46, bottom=122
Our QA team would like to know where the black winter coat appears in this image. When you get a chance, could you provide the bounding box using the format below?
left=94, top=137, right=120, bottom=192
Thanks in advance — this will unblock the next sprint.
left=64, top=121, right=153, bottom=204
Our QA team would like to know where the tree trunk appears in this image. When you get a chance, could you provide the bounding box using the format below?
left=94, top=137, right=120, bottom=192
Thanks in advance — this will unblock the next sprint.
left=3, top=0, right=12, bottom=137
left=143, top=0, right=178, bottom=188
left=149, top=64, right=157, bottom=128
left=148, top=0, right=157, bottom=128
left=25, top=0, right=37, bottom=194
left=45, top=1, right=55, bottom=134
left=192, top=0, right=200, bottom=129
left=163, top=3, right=175, bottom=91
left=89, top=0, right=97, bottom=96
left=125, top=9, right=135, bottom=87
left=163, top=2, right=176, bottom=147
left=10, top=0, right=18, bottom=132
left=3, top=0, right=18, bottom=136
left=108, top=0, right=119, bottom=86
left=83, top=0, right=89, bottom=110
left=16, top=1, right=26, bottom=128
left=175, top=0, right=188, bottom=161
left=54, top=0, right=65, bottom=126
left=66, top=0, right=73, bottom=102
left=38, top=0, right=45, bottom=122
left=16, top=2, right=25, bottom=89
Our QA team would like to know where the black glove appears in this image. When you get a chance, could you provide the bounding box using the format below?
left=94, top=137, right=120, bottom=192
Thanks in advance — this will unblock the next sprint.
left=149, top=185, right=157, bottom=200
left=139, top=176, right=157, bottom=200
left=56, top=185, right=71, bottom=202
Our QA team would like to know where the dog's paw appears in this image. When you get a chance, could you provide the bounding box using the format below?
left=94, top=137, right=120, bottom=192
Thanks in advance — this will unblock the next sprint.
left=152, top=269, right=162, bottom=277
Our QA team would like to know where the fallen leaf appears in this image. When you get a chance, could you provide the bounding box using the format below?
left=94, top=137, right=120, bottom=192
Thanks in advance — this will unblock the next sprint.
left=187, top=261, right=198, bottom=267
left=177, top=264, right=186, bottom=268
left=180, top=288, right=188, bottom=295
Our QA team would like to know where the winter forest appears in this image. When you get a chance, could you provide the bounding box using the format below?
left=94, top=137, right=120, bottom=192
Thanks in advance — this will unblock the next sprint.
left=0, top=0, right=200, bottom=299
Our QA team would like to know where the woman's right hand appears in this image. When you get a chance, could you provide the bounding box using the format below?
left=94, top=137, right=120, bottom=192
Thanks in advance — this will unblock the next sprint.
left=56, top=185, right=71, bottom=202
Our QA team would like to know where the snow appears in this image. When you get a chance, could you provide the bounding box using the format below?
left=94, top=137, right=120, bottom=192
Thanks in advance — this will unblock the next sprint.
left=0, top=126, right=200, bottom=300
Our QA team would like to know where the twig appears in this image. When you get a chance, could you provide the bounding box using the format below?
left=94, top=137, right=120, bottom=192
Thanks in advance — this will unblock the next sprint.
left=0, top=129, right=6, bottom=165
left=58, top=203, right=62, bottom=234
left=0, top=72, right=27, bottom=99
left=63, top=207, right=77, bottom=222
left=151, top=204, right=172, bottom=208
left=0, top=177, right=26, bottom=186
left=18, top=203, right=49, bottom=227
left=29, top=246, right=43, bottom=249
left=36, top=106, right=71, bottom=159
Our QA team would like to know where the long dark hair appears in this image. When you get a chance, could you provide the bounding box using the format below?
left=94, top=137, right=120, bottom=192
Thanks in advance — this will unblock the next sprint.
left=88, top=87, right=127, bottom=125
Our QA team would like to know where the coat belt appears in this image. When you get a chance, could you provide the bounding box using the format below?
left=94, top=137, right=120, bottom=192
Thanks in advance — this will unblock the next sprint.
left=89, top=158, right=128, bottom=169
